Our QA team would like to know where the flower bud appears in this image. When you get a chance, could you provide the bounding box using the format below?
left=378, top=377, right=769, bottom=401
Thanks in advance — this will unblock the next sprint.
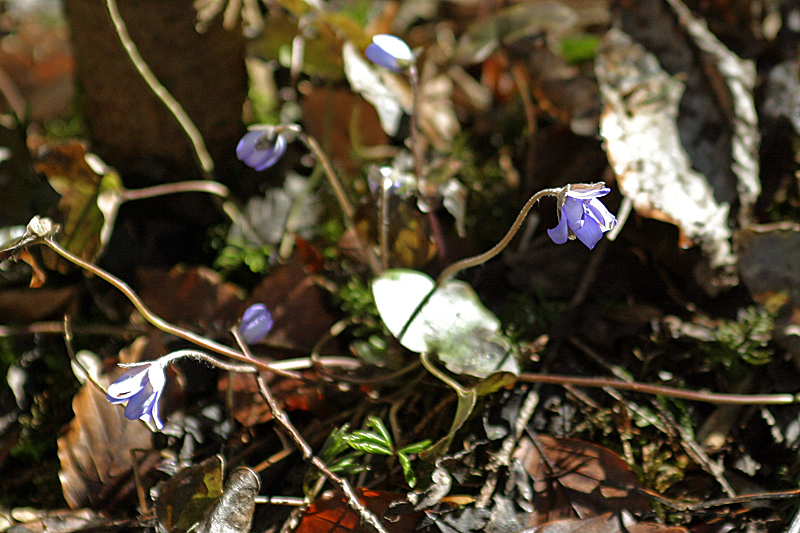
left=240, top=303, right=274, bottom=344
left=236, top=130, right=287, bottom=171
left=365, top=34, right=413, bottom=72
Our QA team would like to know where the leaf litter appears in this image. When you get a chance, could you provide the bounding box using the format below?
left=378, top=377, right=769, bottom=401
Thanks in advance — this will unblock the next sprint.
left=2, top=1, right=800, bottom=533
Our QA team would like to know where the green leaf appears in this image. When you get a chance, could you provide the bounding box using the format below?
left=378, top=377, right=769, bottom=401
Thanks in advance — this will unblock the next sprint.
left=398, top=440, right=433, bottom=455
left=371, top=269, right=519, bottom=378
left=343, top=433, right=393, bottom=455
left=365, top=416, right=393, bottom=447
left=420, top=385, right=477, bottom=460
left=397, top=453, right=417, bottom=488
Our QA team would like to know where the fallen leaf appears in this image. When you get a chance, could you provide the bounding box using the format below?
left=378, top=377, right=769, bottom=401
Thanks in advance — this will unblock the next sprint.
left=519, top=435, right=651, bottom=526
left=296, top=488, right=423, bottom=533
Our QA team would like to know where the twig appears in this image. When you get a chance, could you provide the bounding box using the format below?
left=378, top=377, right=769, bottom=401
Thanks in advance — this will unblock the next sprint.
left=516, top=372, right=800, bottom=405
left=232, top=328, right=389, bottom=533
left=105, top=0, right=215, bottom=178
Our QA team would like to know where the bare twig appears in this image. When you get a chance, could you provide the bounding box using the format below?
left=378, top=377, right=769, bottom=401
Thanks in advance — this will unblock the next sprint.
left=231, top=328, right=389, bottom=533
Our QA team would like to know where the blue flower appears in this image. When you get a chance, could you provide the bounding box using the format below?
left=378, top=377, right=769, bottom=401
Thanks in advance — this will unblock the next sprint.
left=548, top=187, right=617, bottom=250
left=365, top=34, right=413, bottom=72
left=240, top=303, right=273, bottom=344
left=237, top=130, right=287, bottom=171
left=106, top=361, right=167, bottom=430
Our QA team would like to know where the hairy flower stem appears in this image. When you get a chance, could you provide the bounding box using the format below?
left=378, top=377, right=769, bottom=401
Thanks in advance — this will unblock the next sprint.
left=516, top=373, right=800, bottom=405
left=42, top=234, right=306, bottom=379
left=119, top=180, right=230, bottom=202
left=437, top=186, right=561, bottom=284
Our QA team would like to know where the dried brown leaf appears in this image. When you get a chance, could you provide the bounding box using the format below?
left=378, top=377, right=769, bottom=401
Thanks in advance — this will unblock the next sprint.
left=519, top=435, right=650, bottom=526
left=57, top=338, right=162, bottom=509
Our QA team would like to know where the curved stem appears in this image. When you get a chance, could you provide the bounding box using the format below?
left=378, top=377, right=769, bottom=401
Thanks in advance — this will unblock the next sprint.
left=43, top=235, right=304, bottom=379
left=106, top=0, right=215, bottom=178
left=437, top=187, right=561, bottom=284
left=517, top=373, right=799, bottom=405
left=120, top=181, right=230, bottom=202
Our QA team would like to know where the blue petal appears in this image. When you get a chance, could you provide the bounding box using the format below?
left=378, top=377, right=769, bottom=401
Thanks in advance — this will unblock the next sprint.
left=585, top=198, right=617, bottom=231
left=253, top=135, right=287, bottom=171
left=562, top=197, right=586, bottom=231
left=240, top=303, right=274, bottom=344
left=573, top=217, right=604, bottom=249
left=106, top=366, right=149, bottom=403
left=365, top=42, right=401, bottom=71
left=149, top=388, right=165, bottom=429
left=547, top=207, right=570, bottom=244
left=123, top=380, right=156, bottom=421
left=236, top=130, right=262, bottom=160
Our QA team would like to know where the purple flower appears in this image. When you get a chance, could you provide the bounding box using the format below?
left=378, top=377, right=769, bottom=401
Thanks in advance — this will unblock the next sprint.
left=236, top=130, right=287, bottom=171
left=365, top=34, right=413, bottom=72
left=106, top=361, right=167, bottom=430
left=240, top=303, right=273, bottom=344
left=548, top=187, right=617, bottom=250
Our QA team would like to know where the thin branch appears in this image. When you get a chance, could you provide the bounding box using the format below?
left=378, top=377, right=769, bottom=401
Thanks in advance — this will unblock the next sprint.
left=232, top=328, right=389, bottom=533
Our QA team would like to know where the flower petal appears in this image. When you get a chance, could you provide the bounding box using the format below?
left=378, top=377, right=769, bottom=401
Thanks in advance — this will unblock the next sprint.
left=123, top=380, right=156, bottom=421
left=366, top=34, right=412, bottom=72
left=565, top=187, right=611, bottom=200
left=240, top=303, right=274, bottom=344
left=106, top=366, right=150, bottom=403
left=585, top=198, right=617, bottom=231
left=148, top=388, right=165, bottom=429
left=547, top=207, right=570, bottom=244
left=572, top=217, right=604, bottom=249
left=561, top=197, right=586, bottom=231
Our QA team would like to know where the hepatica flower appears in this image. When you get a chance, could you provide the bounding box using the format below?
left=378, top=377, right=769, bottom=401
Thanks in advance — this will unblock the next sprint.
left=106, top=361, right=168, bottom=430
left=365, top=34, right=413, bottom=72
left=240, top=303, right=274, bottom=344
left=237, top=130, right=287, bottom=171
left=548, top=187, right=617, bottom=250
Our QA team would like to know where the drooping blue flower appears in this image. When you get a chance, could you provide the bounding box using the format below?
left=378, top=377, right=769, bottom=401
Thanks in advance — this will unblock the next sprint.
left=548, top=187, right=617, bottom=250
left=240, top=303, right=273, bottom=344
left=236, top=130, right=287, bottom=171
left=365, top=34, right=413, bottom=72
left=106, top=361, right=168, bottom=430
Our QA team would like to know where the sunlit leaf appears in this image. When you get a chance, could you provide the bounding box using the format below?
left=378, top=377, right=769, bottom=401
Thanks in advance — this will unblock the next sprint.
left=371, top=269, right=519, bottom=378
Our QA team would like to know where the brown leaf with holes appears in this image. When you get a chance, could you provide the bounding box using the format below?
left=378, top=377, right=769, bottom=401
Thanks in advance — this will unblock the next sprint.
left=520, top=435, right=651, bottom=526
